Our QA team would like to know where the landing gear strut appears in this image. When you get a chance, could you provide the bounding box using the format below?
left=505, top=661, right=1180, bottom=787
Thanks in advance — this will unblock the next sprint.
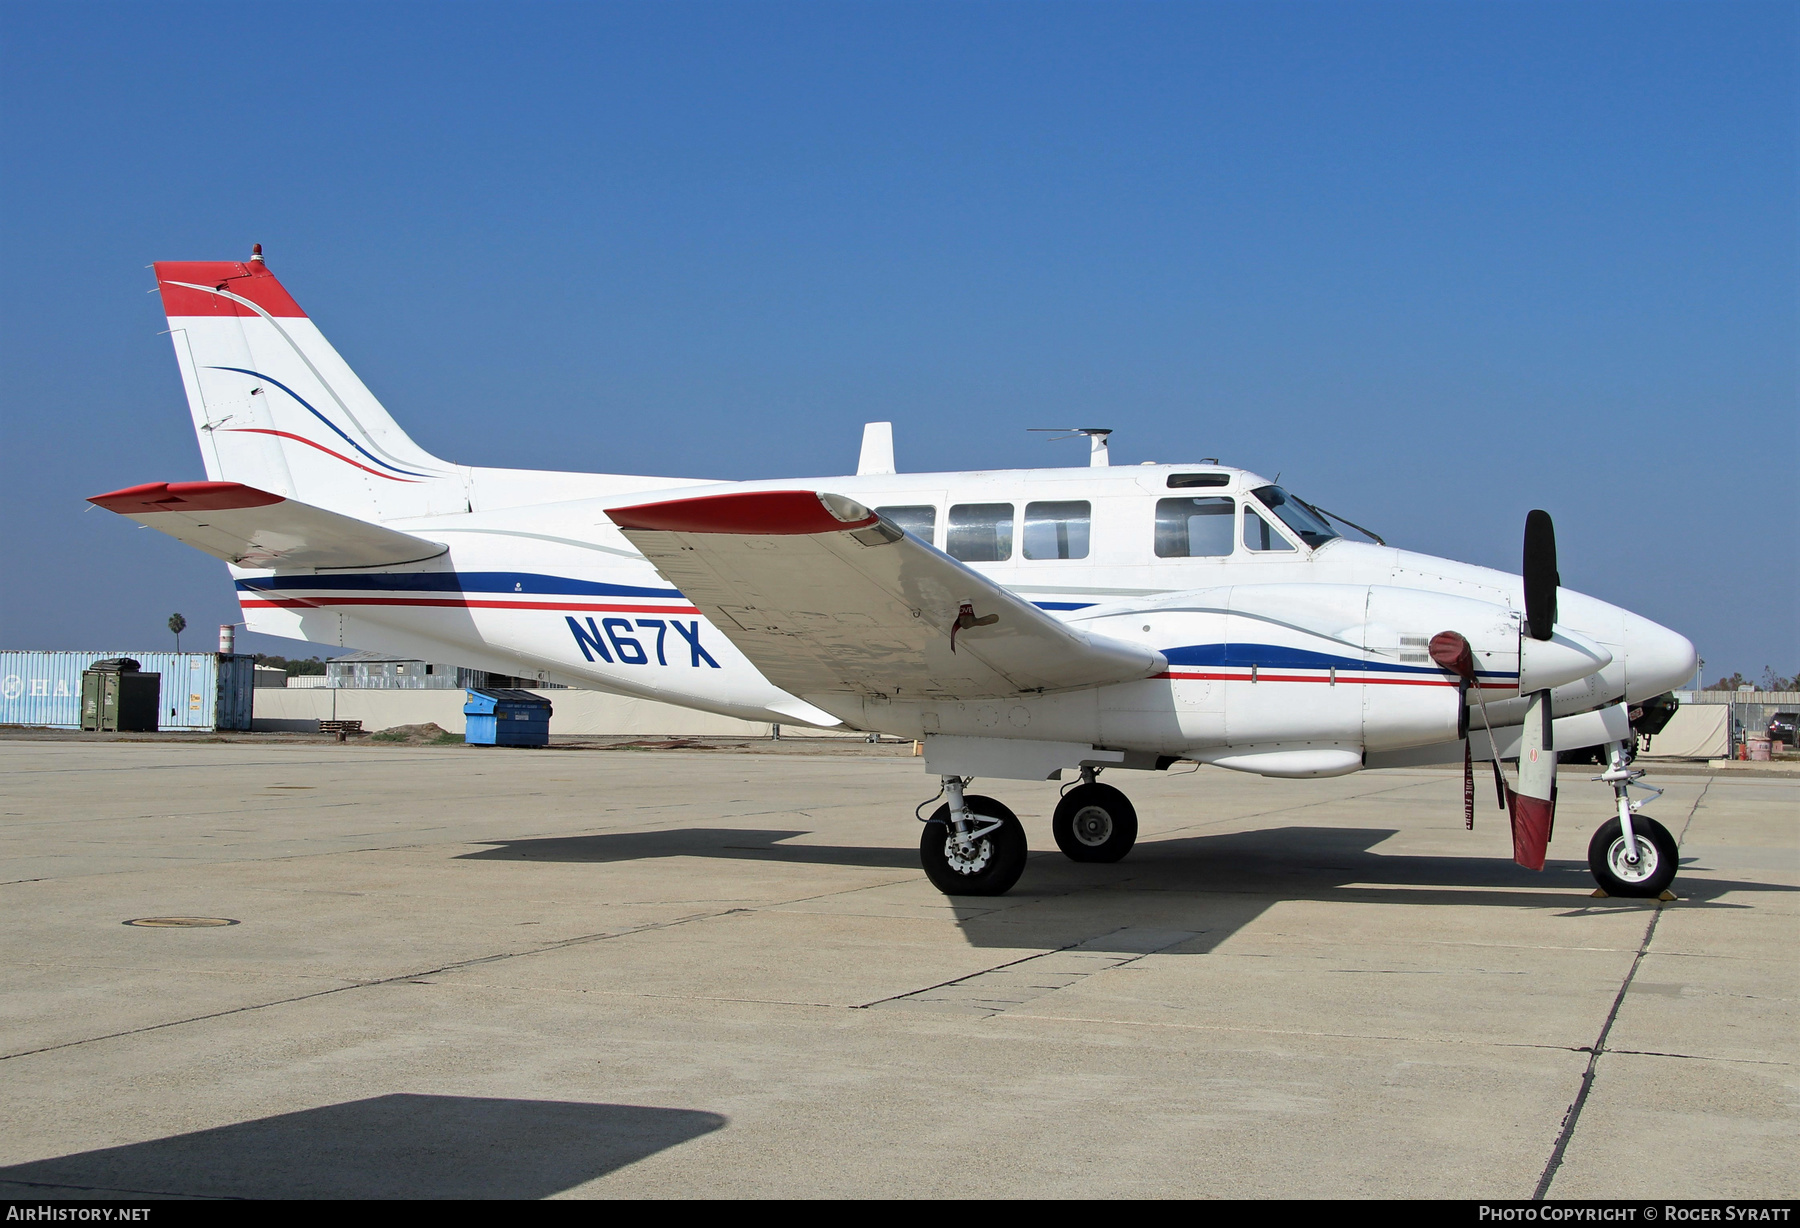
left=918, top=776, right=1028, bottom=896
left=1588, top=740, right=1677, bottom=898
left=1052, top=767, right=1138, bottom=863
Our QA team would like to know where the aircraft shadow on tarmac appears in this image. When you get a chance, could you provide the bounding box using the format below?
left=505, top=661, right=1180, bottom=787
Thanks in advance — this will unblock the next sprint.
left=461, top=825, right=1782, bottom=955
left=0, top=1094, right=725, bottom=1200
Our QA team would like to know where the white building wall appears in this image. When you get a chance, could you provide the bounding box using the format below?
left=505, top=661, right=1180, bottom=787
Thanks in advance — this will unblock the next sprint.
left=252, top=687, right=802, bottom=737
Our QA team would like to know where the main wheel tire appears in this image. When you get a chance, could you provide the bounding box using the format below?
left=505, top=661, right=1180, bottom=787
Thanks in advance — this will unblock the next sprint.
left=1587, top=814, right=1678, bottom=898
left=1052, top=783, right=1138, bottom=863
left=920, top=795, right=1027, bottom=896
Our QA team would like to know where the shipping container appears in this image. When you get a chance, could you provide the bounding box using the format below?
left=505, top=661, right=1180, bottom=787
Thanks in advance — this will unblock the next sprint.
left=0, top=652, right=255, bottom=731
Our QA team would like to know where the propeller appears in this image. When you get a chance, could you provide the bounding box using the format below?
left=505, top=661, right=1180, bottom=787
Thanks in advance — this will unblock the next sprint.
left=1432, top=510, right=1567, bottom=869
left=1512, top=509, right=1559, bottom=869
left=1520, top=509, right=1656, bottom=885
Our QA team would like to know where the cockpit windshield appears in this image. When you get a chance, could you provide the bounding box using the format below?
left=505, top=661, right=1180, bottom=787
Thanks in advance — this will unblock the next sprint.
left=1250, top=486, right=1340, bottom=549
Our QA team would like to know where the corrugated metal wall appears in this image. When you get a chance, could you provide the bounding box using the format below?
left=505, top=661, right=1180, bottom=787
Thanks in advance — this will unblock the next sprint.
left=0, top=652, right=255, bottom=731
left=1675, top=690, right=1800, bottom=705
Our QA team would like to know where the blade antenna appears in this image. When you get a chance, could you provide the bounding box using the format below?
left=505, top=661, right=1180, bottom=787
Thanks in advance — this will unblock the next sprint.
left=1028, top=427, right=1113, bottom=468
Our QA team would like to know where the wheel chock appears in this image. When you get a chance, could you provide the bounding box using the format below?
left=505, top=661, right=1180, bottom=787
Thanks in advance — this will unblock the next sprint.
left=1658, top=890, right=1677, bottom=901
left=1590, top=888, right=1609, bottom=898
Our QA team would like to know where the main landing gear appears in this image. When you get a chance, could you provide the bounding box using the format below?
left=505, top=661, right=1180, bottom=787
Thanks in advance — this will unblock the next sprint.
left=1052, top=767, right=1138, bottom=863
left=919, top=777, right=1028, bottom=896
left=918, top=769, right=1140, bottom=896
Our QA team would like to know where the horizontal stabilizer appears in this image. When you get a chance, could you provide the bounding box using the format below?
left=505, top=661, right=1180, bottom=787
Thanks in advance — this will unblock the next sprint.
left=89, top=481, right=447, bottom=570
left=608, top=490, right=1164, bottom=703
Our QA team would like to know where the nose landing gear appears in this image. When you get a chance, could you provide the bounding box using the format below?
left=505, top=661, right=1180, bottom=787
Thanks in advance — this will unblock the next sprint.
left=1588, top=740, right=1677, bottom=898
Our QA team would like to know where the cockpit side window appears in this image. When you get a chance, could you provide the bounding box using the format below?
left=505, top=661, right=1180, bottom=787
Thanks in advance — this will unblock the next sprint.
left=876, top=505, right=937, bottom=546
left=947, top=503, right=1014, bottom=562
left=1243, top=506, right=1297, bottom=552
left=1155, top=497, right=1235, bottom=557
left=1250, top=485, right=1339, bottom=548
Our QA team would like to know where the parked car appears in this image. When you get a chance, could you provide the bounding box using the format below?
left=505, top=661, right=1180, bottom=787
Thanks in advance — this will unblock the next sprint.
left=1770, top=712, right=1797, bottom=749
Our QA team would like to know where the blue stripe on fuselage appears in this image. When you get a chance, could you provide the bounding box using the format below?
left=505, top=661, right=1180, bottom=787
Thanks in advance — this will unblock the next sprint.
left=235, top=572, right=686, bottom=599
left=237, top=573, right=1100, bottom=606
left=1163, top=642, right=1516, bottom=678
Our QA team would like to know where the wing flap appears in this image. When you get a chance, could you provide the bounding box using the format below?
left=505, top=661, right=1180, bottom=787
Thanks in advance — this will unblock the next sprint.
left=609, top=490, right=1163, bottom=702
left=89, top=481, right=446, bottom=570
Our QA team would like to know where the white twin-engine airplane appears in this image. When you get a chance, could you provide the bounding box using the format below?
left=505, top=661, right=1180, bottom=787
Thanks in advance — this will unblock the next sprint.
left=94, top=249, right=1698, bottom=900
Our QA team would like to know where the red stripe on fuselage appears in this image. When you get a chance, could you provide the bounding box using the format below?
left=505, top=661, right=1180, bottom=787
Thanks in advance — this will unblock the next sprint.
left=222, top=429, right=420, bottom=481
left=1159, top=670, right=1514, bottom=689
left=240, top=597, right=701, bottom=615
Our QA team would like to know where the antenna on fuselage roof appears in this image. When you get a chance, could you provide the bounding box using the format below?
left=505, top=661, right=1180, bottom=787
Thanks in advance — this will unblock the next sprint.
left=857, top=422, right=896, bottom=475
left=1028, top=427, right=1112, bottom=468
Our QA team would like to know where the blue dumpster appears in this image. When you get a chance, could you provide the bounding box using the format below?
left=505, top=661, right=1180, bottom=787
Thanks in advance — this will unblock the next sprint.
left=463, top=688, right=553, bottom=747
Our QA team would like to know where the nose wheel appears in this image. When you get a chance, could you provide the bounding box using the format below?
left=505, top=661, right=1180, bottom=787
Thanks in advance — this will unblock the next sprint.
left=1587, top=814, right=1678, bottom=898
left=1052, top=778, right=1138, bottom=863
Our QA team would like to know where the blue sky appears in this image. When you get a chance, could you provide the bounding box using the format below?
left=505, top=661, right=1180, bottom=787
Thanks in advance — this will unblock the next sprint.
left=1, top=1, right=1792, bottom=682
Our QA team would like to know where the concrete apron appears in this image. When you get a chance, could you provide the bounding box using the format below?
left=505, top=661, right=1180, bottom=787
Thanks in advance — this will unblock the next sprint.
left=0, top=743, right=1792, bottom=1198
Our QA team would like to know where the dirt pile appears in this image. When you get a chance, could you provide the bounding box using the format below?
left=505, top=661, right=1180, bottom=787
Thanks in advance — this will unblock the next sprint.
left=370, top=723, right=463, bottom=744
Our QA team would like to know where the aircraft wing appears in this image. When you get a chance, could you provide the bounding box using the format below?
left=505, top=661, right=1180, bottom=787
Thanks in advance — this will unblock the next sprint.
left=608, top=490, right=1164, bottom=702
left=89, top=481, right=447, bottom=569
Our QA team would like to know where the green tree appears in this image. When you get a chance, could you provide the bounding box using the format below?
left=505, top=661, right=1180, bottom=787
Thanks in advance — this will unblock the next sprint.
left=168, top=612, right=187, bottom=652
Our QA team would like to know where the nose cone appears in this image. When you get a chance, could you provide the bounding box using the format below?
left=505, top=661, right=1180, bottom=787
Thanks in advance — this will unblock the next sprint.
left=1622, top=611, right=1697, bottom=701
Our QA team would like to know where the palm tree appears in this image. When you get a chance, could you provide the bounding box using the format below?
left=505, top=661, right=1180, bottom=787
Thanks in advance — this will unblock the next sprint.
left=168, top=612, right=187, bottom=653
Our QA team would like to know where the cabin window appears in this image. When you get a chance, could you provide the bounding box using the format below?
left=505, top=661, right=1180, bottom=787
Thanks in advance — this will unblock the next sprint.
left=1154, top=497, right=1235, bottom=557
left=1023, top=501, right=1091, bottom=560
left=947, top=503, right=1014, bottom=562
left=875, top=505, right=937, bottom=546
left=1167, top=472, right=1231, bottom=489
left=1243, top=506, right=1297, bottom=552
left=1250, top=485, right=1339, bottom=548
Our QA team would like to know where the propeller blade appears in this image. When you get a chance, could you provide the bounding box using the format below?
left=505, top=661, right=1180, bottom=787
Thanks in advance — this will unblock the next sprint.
left=1522, top=509, right=1559, bottom=641
left=1509, top=687, right=1557, bottom=870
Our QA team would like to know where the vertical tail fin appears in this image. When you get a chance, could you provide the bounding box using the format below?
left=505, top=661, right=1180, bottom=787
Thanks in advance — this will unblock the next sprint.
left=155, top=248, right=468, bottom=521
